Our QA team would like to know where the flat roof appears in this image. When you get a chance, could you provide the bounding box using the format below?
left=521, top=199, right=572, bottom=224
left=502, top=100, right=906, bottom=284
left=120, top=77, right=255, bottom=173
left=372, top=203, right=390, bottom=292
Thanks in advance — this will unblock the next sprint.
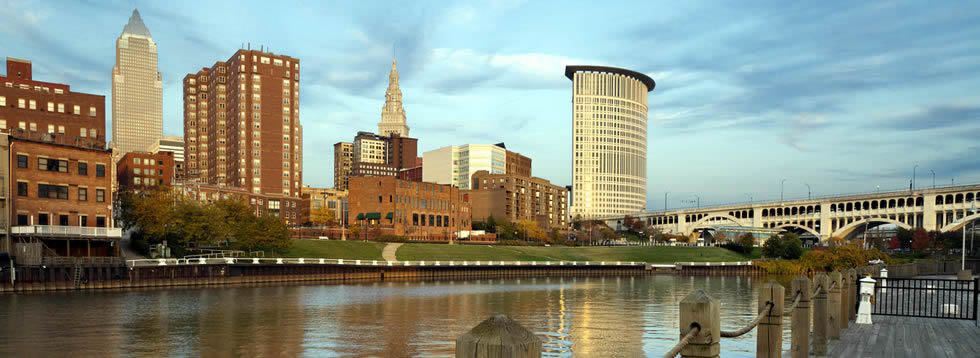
left=565, top=65, right=656, bottom=92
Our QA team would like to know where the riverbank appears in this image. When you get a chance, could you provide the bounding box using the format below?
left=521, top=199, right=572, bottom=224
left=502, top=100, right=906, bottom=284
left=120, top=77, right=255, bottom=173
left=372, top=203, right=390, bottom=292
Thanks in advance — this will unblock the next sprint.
left=283, top=239, right=762, bottom=263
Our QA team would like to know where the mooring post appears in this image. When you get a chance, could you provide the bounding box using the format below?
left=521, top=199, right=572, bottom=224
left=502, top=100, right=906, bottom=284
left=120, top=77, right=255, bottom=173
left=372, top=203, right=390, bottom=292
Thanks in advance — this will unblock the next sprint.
left=813, top=273, right=829, bottom=356
left=757, top=280, right=784, bottom=358
left=455, top=315, right=542, bottom=358
left=679, top=290, right=720, bottom=358
left=846, top=268, right=858, bottom=322
left=839, top=271, right=849, bottom=329
left=828, top=271, right=842, bottom=339
left=790, top=275, right=811, bottom=358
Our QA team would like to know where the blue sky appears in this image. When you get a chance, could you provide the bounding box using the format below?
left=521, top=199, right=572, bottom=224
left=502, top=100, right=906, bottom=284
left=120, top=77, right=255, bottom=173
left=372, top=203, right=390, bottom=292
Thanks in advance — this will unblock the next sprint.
left=2, top=0, right=978, bottom=210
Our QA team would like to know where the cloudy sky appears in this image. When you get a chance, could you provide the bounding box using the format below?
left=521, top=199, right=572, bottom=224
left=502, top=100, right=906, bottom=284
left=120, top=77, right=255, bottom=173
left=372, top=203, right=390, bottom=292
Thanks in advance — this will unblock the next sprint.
left=2, top=0, right=978, bottom=210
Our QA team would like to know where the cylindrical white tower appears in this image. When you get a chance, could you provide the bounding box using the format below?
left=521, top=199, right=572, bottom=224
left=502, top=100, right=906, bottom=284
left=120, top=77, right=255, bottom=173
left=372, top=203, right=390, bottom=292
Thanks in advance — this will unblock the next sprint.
left=565, top=66, right=655, bottom=219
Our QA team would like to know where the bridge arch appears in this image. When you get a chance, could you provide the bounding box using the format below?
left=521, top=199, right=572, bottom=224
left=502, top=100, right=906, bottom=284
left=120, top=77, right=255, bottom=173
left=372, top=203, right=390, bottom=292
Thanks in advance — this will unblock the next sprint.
left=776, top=223, right=820, bottom=238
left=939, top=213, right=980, bottom=233
left=833, top=217, right=911, bottom=240
left=687, top=214, right=742, bottom=235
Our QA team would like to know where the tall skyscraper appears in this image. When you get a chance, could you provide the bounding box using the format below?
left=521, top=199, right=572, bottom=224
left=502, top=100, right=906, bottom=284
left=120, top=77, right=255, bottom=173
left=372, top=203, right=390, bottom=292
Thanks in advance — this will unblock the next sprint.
left=334, top=142, right=352, bottom=190
left=183, top=49, right=302, bottom=199
left=565, top=66, right=655, bottom=218
left=378, top=59, right=409, bottom=137
left=112, top=9, right=162, bottom=155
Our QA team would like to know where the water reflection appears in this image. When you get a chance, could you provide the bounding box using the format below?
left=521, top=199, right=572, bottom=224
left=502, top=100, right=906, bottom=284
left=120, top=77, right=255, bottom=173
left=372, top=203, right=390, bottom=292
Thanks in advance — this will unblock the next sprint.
left=0, top=275, right=794, bottom=357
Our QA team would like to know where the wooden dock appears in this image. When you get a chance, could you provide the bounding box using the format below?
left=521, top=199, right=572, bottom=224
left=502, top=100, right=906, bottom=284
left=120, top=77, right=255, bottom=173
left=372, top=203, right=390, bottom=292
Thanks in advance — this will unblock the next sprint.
left=829, top=316, right=980, bottom=357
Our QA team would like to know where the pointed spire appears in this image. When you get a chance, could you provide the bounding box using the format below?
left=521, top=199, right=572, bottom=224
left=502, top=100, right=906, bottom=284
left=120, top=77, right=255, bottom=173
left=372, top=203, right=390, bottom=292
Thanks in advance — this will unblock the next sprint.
left=122, top=8, right=152, bottom=38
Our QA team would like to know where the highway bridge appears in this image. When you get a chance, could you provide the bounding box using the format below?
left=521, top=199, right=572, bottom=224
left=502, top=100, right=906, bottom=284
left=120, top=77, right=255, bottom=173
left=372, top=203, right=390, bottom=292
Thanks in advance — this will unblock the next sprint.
left=600, top=184, right=980, bottom=242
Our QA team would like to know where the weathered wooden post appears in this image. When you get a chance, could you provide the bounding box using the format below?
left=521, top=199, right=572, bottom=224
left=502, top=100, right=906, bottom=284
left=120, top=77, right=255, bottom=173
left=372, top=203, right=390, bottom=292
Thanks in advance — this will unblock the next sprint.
left=813, top=273, right=829, bottom=356
left=679, top=290, right=720, bottom=358
left=839, top=271, right=849, bottom=329
left=847, top=268, right=858, bottom=322
left=757, top=280, right=784, bottom=358
left=828, top=271, right=842, bottom=339
left=790, top=275, right=811, bottom=358
left=456, top=315, right=542, bottom=358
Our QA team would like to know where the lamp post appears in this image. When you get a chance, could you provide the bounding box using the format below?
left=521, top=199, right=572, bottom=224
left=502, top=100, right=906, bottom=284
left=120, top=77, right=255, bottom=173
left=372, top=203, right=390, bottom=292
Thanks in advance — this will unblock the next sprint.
left=780, top=179, right=787, bottom=202
left=876, top=185, right=880, bottom=193
left=913, top=164, right=918, bottom=191
left=930, top=170, right=935, bottom=189
left=805, top=182, right=811, bottom=200
left=664, top=192, right=670, bottom=211
left=694, top=194, right=700, bottom=209
left=965, top=200, right=977, bottom=271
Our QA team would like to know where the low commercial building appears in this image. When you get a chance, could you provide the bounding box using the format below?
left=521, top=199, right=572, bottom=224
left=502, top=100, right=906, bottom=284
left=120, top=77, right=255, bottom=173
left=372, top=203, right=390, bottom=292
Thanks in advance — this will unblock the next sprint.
left=146, top=136, right=184, bottom=180
left=470, top=170, right=568, bottom=230
left=116, top=151, right=175, bottom=190
left=348, top=176, right=472, bottom=241
left=8, top=136, right=119, bottom=263
left=300, top=186, right=348, bottom=226
left=174, top=181, right=304, bottom=225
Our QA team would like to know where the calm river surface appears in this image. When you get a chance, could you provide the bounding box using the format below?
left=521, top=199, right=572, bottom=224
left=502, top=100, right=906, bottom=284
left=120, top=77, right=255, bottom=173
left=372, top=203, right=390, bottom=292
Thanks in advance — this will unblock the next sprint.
left=0, top=275, right=795, bottom=357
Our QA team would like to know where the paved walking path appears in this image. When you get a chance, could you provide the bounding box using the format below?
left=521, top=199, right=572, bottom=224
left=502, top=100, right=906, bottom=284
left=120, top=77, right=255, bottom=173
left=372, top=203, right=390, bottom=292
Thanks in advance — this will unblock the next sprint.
left=382, top=243, right=402, bottom=262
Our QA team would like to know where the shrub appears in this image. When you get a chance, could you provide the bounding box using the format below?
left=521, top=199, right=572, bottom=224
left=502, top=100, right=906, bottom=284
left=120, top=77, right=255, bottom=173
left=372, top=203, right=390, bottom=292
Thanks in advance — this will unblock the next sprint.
left=375, top=235, right=411, bottom=243
left=763, top=233, right=804, bottom=259
left=721, top=233, right=755, bottom=255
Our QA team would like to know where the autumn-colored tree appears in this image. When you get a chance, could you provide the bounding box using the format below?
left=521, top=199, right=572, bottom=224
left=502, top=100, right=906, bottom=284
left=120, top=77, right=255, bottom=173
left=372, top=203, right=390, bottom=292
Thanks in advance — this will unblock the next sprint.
left=117, top=187, right=179, bottom=241
left=349, top=224, right=362, bottom=239
left=911, top=228, right=932, bottom=251
left=517, top=219, right=547, bottom=241
left=888, top=237, right=900, bottom=250
left=712, top=231, right=728, bottom=243
left=310, top=206, right=336, bottom=227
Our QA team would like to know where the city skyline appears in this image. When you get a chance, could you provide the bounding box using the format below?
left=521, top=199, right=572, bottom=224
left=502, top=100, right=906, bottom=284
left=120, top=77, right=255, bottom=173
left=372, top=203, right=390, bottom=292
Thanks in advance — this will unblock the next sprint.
left=2, top=1, right=978, bottom=210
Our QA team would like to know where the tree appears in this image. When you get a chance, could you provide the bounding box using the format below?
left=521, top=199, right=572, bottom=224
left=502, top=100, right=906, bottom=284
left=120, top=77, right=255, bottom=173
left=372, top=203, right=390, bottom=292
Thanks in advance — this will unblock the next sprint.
left=739, top=233, right=756, bottom=254
left=896, top=227, right=913, bottom=250
left=649, top=227, right=666, bottom=242
left=349, top=224, right=362, bottom=239
left=763, top=234, right=784, bottom=258
left=712, top=231, right=728, bottom=244
left=517, top=220, right=547, bottom=241
left=782, top=233, right=804, bottom=259
left=623, top=215, right=636, bottom=232
left=888, top=237, right=901, bottom=250
left=117, top=187, right=179, bottom=241
left=310, top=206, right=336, bottom=227
left=911, top=228, right=932, bottom=251
left=630, top=219, right=646, bottom=233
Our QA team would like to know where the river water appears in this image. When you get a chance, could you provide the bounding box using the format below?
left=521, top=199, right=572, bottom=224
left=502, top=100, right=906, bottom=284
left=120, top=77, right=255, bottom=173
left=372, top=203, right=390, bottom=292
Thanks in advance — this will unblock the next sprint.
left=0, top=275, right=794, bottom=357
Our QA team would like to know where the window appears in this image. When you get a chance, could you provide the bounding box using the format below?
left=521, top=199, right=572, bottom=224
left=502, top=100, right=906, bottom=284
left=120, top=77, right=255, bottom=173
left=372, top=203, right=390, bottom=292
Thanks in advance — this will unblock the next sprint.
left=96, top=189, right=105, bottom=202
left=0, top=96, right=5, bottom=106
left=18, top=98, right=25, bottom=108
left=77, top=162, right=87, bottom=176
left=39, top=214, right=49, bottom=226
left=57, top=103, right=64, bottom=113
left=29, top=122, right=36, bottom=131
left=134, top=168, right=141, bottom=175
left=17, top=214, right=28, bottom=226
left=78, top=187, right=87, bottom=201
left=59, top=215, right=69, bottom=226
left=90, top=129, right=96, bottom=137
left=80, top=128, right=87, bottom=137
left=96, top=164, right=105, bottom=177
left=47, top=102, right=54, bottom=111
left=47, top=124, right=55, bottom=134
left=38, top=184, right=69, bottom=200
left=17, top=154, right=27, bottom=168
left=0, top=120, right=5, bottom=129
left=89, top=107, right=96, bottom=116
left=17, top=182, right=28, bottom=196
left=96, top=216, right=106, bottom=228
left=29, top=100, right=36, bottom=110
left=38, top=158, right=68, bottom=173
left=58, top=125, right=64, bottom=134
left=80, top=216, right=87, bottom=227
left=73, top=105, right=80, bottom=115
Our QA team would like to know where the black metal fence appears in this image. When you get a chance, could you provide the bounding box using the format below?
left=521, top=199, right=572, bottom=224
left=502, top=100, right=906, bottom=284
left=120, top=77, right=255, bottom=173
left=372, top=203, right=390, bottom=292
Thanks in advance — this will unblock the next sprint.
left=868, top=277, right=979, bottom=320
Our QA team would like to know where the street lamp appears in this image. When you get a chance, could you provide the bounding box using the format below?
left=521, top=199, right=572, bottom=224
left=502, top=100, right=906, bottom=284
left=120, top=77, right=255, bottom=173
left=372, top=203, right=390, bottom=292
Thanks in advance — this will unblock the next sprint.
left=780, top=179, right=787, bottom=202
left=930, top=169, right=936, bottom=189
left=694, top=194, right=700, bottom=209
left=876, top=185, right=880, bottom=193
left=805, top=182, right=811, bottom=200
left=664, top=192, right=670, bottom=211
left=912, top=164, right=918, bottom=191
left=964, top=200, right=977, bottom=271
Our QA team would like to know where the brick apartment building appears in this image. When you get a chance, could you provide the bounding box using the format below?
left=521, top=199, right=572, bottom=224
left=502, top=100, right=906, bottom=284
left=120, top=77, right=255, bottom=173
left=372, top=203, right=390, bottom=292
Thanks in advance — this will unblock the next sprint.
left=344, top=131, right=419, bottom=179
left=183, top=48, right=303, bottom=224
left=333, top=142, right=352, bottom=190
left=348, top=176, right=472, bottom=241
left=0, top=58, right=119, bottom=263
left=174, top=181, right=303, bottom=222
left=300, top=186, right=348, bottom=226
left=470, top=170, right=569, bottom=230
left=116, top=151, right=175, bottom=190
left=0, top=58, right=106, bottom=148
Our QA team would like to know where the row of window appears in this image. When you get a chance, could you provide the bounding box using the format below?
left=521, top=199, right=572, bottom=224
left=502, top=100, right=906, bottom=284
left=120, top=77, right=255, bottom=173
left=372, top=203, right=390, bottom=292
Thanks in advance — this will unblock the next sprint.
left=0, top=120, right=99, bottom=137
left=16, top=155, right=105, bottom=176
left=3, top=82, right=66, bottom=94
left=17, top=182, right=105, bottom=202
left=0, top=96, right=96, bottom=116
left=15, top=213, right=107, bottom=227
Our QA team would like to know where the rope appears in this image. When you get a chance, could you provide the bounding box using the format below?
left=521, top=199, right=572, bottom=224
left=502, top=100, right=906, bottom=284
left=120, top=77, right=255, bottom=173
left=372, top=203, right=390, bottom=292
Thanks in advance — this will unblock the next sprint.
left=828, top=280, right=838, bottom=292
left=662, top=326, right=700, bottom=358
left=721, top=302, right=773, bottom=338
left=783, top=292, right=802, bottom=315
left=810, top=284, right=822, bottom=300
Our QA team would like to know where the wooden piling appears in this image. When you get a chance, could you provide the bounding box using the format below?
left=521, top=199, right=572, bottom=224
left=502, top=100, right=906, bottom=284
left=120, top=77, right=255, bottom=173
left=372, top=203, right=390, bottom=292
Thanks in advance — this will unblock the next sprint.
left=813, top=273, right=829, bottom=356
left=828, top=271, right=842, bottom=339
left=839, top=271, right=849, bottom=329
left=757, top=280, right=784, bottom=358
left=790, top=275, right=811, bottom=358
left=679, top=290, right=720, bottom=358
left=455, top=315, right=542, bottom=358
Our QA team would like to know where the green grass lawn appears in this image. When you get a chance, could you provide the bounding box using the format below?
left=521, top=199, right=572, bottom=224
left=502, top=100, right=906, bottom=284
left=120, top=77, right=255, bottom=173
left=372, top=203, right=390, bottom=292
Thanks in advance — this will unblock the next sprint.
left=281, top=239, right=761, bottom=263
left=281, top=239, right=386, bottom=260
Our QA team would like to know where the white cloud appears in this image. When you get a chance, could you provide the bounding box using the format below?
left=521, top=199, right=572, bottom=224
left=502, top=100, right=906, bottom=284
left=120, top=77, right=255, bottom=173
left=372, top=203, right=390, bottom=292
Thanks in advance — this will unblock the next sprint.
left=425, top=48, right=600, bottom=91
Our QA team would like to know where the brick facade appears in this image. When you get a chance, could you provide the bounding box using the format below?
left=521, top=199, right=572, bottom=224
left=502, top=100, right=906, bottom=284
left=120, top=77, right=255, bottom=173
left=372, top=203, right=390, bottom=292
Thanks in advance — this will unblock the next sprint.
left=116, top=151, right=175, bottom=190
left=10, top=138, right=113, bottom=228
left=348, top=176, right=472, bottom=241
left=0, top=58, right=107, bottom=148
left=470, top=170, right=568, bottom=230
left=174, top=181, right=303, bottom=224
